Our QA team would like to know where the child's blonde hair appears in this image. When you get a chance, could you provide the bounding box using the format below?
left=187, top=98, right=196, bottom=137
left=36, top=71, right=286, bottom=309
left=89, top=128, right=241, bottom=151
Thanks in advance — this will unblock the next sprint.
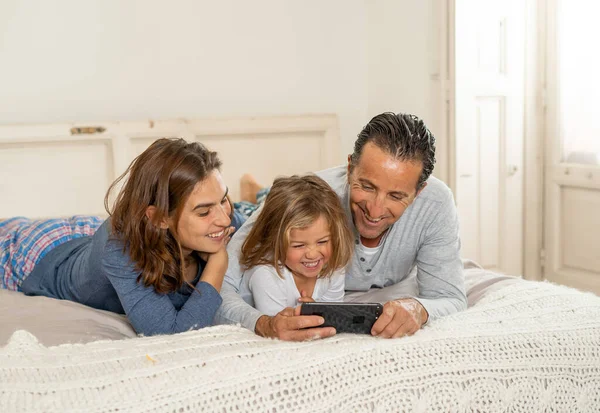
left=240, top=174, right=353, bottom=279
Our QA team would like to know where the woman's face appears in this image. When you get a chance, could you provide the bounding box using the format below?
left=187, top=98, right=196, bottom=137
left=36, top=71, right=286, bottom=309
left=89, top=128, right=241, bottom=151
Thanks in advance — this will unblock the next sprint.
left=172, top=170, right=232, bottom=256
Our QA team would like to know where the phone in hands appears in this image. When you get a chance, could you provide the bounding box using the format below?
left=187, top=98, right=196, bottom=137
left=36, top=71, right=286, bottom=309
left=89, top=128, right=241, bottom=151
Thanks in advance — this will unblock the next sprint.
left=300, top=302, right=383, bottom=334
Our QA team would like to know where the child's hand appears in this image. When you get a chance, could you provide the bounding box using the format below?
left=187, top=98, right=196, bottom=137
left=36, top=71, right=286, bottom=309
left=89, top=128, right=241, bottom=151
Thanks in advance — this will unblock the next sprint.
left=298, top=290, right=315, bottom=303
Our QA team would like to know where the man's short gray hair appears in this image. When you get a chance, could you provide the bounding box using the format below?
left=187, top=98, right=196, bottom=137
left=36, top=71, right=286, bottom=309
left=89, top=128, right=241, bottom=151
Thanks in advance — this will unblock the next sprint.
left=350, top=112, right=436, bottom=190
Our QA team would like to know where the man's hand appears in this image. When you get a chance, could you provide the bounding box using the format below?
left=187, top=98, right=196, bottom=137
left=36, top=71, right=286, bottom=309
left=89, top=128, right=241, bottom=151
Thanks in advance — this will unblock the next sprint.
left=371, top=298, right=429, bottom=338
left=254, top=307, right=336, bottom=341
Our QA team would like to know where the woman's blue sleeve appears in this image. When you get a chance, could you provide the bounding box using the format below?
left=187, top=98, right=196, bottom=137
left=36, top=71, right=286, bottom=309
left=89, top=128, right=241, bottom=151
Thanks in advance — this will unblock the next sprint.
left=101, top=239, right=222, bottom=336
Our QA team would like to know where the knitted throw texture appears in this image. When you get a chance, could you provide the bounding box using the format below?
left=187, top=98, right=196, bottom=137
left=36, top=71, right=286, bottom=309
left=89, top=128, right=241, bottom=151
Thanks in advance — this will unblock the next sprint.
left=2, top=279, right=600, bottom=412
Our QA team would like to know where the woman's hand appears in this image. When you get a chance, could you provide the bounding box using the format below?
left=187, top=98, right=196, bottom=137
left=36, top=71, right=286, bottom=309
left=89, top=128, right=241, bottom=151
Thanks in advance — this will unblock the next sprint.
left=199, top=226, right=235, bottom=291
left=203, top=246, right=228, bottom=276
left=198, top=226, right=235, bottom=262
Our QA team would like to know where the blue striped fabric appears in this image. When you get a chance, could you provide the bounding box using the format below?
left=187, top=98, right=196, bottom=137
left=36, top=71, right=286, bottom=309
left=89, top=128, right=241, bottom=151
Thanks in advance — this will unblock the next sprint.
left=0, top=216, right=104, bottom=291
left=233, top=188, right=269, bottom=220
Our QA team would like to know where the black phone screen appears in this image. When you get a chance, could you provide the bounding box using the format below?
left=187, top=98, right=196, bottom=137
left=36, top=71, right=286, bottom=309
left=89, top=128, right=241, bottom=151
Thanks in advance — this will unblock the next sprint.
left=300, top=302, right=383, bottom=334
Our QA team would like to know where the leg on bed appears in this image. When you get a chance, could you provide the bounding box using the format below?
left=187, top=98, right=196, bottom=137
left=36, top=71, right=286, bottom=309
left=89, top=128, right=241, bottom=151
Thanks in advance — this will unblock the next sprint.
left=240, top=174, right=263, bottom=204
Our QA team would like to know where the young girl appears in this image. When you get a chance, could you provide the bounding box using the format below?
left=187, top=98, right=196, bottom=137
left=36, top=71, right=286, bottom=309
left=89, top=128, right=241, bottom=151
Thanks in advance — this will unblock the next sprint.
left=7, top=138, right=243, bottom=336
left=239, top=175, right=354, bottom=316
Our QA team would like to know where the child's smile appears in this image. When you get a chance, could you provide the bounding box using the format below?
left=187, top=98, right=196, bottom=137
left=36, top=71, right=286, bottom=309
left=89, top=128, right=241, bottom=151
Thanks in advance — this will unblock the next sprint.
left=284, top=215, right=332, bottom=280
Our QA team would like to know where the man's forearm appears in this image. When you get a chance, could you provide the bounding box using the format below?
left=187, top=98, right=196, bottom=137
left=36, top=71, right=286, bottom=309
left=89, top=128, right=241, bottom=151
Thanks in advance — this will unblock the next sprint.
left=414, top=296, right=466, bottom=322
left=213, top=281, right=263, bottom=330
left=401, top=297, right=429, bottom=325
left=213, top=207, right=264, bottom=330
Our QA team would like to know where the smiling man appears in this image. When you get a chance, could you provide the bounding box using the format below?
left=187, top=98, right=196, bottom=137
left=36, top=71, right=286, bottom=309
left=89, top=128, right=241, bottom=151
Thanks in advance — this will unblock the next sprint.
left=216, top=112, right=467, bottom=340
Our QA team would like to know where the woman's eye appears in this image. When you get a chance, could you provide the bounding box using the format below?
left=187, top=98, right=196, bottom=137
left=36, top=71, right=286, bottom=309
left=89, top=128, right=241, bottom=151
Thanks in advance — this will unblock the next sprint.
left=318, top=240, right=329, bottom=245
left=197, top=210, right=210, bottom=217
left=292, top=245, right=304, bottom=249
left=221, top=198, right=228, bottom=204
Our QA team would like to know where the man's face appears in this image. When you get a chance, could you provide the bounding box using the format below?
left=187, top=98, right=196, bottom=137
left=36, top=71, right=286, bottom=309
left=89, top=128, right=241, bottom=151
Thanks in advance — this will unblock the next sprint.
left=348, top=142, right=425, bottom=246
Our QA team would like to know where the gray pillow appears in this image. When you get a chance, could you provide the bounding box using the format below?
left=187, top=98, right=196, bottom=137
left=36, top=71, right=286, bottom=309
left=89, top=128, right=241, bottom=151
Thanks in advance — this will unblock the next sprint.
left=0, top=289, right=136, bottom=346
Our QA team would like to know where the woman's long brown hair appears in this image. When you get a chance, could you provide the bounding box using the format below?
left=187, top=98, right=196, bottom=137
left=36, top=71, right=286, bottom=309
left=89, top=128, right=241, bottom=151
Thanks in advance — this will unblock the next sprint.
left=104, top=138, right=222, bottom=294
left=240, top=174, right=354, bottom=279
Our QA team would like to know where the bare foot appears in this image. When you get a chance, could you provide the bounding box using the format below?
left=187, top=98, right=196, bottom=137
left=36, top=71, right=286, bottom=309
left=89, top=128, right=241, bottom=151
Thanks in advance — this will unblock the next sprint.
left=240, top=174, right=262, bottom=203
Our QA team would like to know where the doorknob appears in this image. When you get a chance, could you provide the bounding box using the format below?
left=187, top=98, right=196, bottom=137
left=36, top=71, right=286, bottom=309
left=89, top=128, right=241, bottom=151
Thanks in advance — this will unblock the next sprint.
left=507, top=165, right=518, bottom=176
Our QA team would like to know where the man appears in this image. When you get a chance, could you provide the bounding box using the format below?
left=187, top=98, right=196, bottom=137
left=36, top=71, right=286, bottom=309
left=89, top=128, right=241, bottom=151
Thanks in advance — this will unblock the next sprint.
left=215, top=112, right=467, bottom=340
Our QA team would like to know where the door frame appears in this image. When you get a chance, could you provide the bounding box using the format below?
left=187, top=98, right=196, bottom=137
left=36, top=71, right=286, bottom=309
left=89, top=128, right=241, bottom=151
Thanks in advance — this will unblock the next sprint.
left=446, top=0, right=545, bottom=280
left=522, top=0, right=545, bottom=281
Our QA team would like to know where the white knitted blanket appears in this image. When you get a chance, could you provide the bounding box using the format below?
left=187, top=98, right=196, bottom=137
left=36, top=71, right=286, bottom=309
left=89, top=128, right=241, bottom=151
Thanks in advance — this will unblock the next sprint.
left=2, top=279, right=600, bottom=413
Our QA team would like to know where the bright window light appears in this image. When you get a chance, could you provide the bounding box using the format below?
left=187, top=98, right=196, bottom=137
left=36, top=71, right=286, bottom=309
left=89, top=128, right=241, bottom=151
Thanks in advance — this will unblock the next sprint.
left=558, top=0, right=600, bottom=164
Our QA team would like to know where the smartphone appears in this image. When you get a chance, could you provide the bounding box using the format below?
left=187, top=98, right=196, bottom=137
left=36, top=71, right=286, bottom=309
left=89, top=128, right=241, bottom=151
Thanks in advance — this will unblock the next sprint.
left=300, top=302, right=383, bottom=334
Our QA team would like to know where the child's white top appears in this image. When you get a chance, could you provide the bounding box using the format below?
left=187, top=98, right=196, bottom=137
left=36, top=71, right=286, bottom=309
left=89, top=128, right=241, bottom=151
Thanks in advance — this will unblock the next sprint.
left=240, top=265, right=345, bottom=316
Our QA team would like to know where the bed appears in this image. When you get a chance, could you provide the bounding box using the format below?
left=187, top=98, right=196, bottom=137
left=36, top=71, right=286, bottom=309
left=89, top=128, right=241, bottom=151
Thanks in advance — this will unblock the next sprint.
left=1, top=116, right=600, bottom=412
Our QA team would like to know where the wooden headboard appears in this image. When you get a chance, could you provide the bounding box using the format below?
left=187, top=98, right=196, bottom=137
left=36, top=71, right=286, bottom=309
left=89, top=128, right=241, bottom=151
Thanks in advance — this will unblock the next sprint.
left=0, top=115, right=341, bottom=218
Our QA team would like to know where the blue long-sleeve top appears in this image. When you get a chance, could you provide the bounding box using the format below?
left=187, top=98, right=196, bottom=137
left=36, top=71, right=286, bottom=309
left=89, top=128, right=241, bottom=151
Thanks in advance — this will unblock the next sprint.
left=21, top=214, right=244, bottom=336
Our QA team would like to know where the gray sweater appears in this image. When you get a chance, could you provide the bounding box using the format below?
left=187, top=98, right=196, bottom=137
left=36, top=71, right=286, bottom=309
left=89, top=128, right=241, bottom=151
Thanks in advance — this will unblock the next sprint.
left=215, top=165, right=467, bottom=330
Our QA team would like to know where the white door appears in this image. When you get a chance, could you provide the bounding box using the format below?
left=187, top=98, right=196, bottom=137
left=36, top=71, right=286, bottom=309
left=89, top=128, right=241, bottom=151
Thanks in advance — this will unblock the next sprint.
left=543, top=0, right=600, bottom=294
left=454, top=0, right=526, bottom=275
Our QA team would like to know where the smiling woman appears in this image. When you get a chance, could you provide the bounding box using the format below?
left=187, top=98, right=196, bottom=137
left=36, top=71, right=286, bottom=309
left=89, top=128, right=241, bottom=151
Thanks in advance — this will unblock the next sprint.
left=2, top=138, right=245, bottom=336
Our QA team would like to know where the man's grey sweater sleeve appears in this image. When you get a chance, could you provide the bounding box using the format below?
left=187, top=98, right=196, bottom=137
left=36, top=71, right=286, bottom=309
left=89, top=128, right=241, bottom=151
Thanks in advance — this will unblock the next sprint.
left=414, top=189, right=467, bottom=321
left=213, top=205, right=263, bottom=331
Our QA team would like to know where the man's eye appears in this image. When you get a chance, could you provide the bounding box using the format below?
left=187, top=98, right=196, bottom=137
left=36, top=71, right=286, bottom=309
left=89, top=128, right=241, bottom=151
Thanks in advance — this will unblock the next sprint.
left=362, top=185, right=373, bottom=191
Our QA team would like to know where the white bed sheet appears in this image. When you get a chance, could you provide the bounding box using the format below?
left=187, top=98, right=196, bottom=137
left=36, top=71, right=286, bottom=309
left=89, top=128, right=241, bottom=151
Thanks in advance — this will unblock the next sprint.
left=1, top=263, right=599, bottom=412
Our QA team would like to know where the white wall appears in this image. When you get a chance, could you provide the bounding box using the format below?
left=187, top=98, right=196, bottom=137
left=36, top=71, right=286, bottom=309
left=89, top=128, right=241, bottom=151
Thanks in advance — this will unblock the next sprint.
left=367, top=0, right=448, bottom=181
left=0, top=0, right=444, bottom=171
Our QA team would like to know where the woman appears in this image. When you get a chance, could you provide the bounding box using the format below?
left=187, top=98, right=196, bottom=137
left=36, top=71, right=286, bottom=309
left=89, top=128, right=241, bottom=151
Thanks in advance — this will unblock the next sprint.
left=11, top=138, right=242, bottom=336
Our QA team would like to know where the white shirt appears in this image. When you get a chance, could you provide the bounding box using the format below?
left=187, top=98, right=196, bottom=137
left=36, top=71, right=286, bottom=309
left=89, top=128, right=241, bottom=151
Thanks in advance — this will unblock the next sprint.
left=240, top=265, right=345, bottom=316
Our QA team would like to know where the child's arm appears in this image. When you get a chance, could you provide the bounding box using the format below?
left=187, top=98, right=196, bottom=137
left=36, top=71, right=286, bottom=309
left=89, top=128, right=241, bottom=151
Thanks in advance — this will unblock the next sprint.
left=247, top=266, right=290, bottom=316
left=317, top=270, right=345, bottom=302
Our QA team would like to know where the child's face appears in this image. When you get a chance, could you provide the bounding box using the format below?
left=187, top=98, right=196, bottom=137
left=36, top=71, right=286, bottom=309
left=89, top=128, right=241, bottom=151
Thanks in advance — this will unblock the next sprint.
left=284, top=215, right=332, bottom=279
